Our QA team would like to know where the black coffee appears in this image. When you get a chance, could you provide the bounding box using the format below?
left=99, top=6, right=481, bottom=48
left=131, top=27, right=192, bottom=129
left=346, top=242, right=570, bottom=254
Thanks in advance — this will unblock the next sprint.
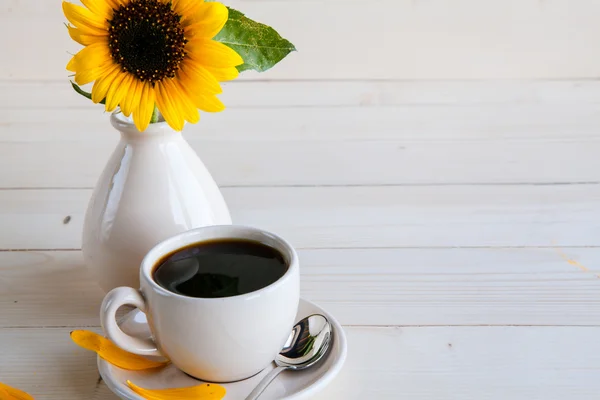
left=153, top=239, right=288, bottom=298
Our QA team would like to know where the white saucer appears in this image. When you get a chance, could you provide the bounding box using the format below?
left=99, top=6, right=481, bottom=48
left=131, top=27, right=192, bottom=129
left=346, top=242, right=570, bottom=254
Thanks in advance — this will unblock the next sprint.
left=98, top=298, right=347, bottom=400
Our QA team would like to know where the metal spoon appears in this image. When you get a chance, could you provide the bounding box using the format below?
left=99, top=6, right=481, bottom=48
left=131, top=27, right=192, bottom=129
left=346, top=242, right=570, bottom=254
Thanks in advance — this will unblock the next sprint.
left=245, top=314, right=332, bottom=400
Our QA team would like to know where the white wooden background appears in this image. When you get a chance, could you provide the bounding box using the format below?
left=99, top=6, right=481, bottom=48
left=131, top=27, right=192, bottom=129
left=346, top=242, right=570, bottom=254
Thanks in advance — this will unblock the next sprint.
left=1, top=0, right=600, bottom=399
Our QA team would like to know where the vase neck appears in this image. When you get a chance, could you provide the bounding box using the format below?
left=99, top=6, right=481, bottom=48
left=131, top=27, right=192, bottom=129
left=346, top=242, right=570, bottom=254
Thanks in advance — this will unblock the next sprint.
left=110, top=112, right=183, bottom=141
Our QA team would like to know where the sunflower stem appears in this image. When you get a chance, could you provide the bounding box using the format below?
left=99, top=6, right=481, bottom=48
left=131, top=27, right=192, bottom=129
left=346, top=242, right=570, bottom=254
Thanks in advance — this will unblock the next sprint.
left=150, top=105, right=160, bottom=124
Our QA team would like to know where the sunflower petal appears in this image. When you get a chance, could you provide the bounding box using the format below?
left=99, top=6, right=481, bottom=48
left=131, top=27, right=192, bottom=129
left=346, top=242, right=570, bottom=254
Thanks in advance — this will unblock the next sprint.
left=186, top=91, right=225, bottom=113
left=186, top=39, right=244, bottom=67
left=81, top=0, right=113, bottom=20
left=63, top=1, right=108, bottom=33
left=68, top=25, right=107, bottom=46
left=81, top=0, right=112, bottom=20
left=127, top=380, right=226, bottom=400
left=179, top=61, right=222, bottom=94
left=183, top=2, right=228, bottom=38
left=121, top=79, right=144, bottom=117
left=155, top=81, right=185, bottom=131
left=174, top=70, right=225, bottom=112
left=0, top=382, right=34, bottom=400
left=91, top=64, right=121, bottom=103
left=70, top=330, right=168, bottom=370
left=70, top=42, right=112, bottom=72
left=0, top=381, right=34, bottom=400
left=203, top=65, right=239, bottom=82
left=168, top=80, right=200, bottom=124
left=104, top=0, right=122, bottom=10
left=74, top=61, right=114, bottom=85
left=175, top=0, right=205, bottom=18
left=133, top=84, right=156, bottom=132
left=66, top=56, right=78, bottom=72
left=196, top=94, right=225, bottom=113
left=104, top=71, right=130, bottom=111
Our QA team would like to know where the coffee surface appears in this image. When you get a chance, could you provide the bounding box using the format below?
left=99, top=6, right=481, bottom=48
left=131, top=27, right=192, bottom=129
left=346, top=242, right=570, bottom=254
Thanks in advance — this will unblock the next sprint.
left=153, top=239, right=287, bottom=298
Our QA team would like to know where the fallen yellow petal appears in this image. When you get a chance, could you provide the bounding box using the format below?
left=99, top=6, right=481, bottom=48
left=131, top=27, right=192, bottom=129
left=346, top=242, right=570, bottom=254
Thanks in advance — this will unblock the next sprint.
left=0, top=381, right=34, bottom=400
left=127, top=380, right=226, bottom=400
left=70, top=330, right=168, bottom=370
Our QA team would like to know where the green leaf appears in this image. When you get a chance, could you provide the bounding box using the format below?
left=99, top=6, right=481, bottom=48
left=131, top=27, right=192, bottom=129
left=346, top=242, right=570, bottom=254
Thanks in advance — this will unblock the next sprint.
left=70, top=81, right=105, bottom=105
left=213, top=7, right=296, bottom=73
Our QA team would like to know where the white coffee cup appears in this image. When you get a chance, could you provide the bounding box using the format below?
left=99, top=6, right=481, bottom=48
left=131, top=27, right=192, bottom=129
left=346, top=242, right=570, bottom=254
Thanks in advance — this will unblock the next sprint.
left=100, top=225, right=300, bottom=382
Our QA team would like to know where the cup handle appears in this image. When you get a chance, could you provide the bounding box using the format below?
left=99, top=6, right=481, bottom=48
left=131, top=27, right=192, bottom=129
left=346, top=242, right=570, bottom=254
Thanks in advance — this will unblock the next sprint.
left=100, top=287, right=162, bottom=357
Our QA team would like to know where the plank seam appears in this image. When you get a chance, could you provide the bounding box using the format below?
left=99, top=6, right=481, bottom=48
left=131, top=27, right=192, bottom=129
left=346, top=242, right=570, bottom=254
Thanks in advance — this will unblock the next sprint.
left=0, top=182, right=599, bottom=191
left=2, top=324, right=600, bottom=329
left=1, top=246, right=599, bottom=252
left=3, top=78, right=600, bottom=84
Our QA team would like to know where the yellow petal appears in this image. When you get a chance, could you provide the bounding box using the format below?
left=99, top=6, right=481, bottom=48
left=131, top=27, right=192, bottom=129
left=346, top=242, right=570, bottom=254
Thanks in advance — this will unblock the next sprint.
left=70, top=42, right=112, bottom=72
left=66, top=56, right=78, bottom=72
left=81, top=0, right=112, bottom=20
left=203, top=65, right=239, bottom=82
left=155, top=81, right=185, bottom=131
left=184, top=2, right=228, bottom=38
left=186, top=39, right=244, bottom=67
left=121, top=78, right=144, bottom=117
left=91, top=64, right=122, bottom=104
left=104, top=71, right=131, bottom=111
left=127, top=380, right=226, bottom=400
left=179, top=61, right=222, bottom=95
left=190, top=1, right=227, bottom=22
left=104, top=0, right=123, bottom=10
left=74, top=61, right=114, bottom=86
left=70, top=330, right=168, bottom=370
left=0, top=382, right=34, bottom=400
left=174, top=70, right=224, bottom=112
left=175, top=0, right=205, bottom=18
left=62, top=2, right=108, bottom=33
left=167, top=79, right=200, bottom=124
left=195, top=94, right=225, bottom=113
left=163, top=79, right=199, bottom=126
left=133, top=84, right=157, bottom=132
left=68, top=25, right=107, bottom=46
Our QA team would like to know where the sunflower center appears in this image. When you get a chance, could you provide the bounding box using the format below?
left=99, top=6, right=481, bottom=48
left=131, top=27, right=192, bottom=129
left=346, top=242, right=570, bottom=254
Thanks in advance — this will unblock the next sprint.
left=108, top=0, right=187, bottom=84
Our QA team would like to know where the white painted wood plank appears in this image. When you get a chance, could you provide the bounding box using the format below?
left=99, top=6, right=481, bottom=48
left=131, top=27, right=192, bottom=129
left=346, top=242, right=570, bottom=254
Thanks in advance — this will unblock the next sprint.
left=314, top=326, right=600, bottom=400
left=2, top=326, right=600, bottom=399
left=5, top=104, right=600, bottom=142
left=3, top=80, right=600, bottom=187
left=1, top=137, right=600, bottom=187
left=6, top=80, right=600, bottom=109
left=0, top=185, right=598, bottom=250
left=0, top=328, right=103, bottom=399
left=0, top=252, right=103, bottom=328
left=3, top=81, right=600, bottom=187
left=1, top=249, right=599, bottom=327
left=302, top=247, right=600, bottom=326
left=5, top=0, right=600, bottom=80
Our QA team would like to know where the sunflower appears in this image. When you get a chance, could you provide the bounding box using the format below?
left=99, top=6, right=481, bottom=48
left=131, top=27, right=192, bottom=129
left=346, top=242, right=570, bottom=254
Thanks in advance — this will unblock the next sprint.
left=63, top=0, right=243, bottom=132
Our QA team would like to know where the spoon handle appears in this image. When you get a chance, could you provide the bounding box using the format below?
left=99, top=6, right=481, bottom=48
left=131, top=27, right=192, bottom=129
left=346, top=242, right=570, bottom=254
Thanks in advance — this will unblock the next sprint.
left=244, top=366, right=288, bottom=400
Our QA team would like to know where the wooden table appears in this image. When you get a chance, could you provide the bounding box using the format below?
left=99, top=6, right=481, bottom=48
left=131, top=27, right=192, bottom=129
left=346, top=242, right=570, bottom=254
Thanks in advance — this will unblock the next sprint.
left=1, top=80, right=600, bottom=399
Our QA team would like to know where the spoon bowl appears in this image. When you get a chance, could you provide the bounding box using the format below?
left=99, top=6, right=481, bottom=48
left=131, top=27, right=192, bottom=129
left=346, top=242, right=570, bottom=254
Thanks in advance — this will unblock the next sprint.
left=245, top=314, right=332, bottom=400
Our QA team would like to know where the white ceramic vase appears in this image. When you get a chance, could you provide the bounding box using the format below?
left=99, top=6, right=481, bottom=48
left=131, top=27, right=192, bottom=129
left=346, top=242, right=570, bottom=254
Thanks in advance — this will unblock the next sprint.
left=82, top=112, right=232, bottom=293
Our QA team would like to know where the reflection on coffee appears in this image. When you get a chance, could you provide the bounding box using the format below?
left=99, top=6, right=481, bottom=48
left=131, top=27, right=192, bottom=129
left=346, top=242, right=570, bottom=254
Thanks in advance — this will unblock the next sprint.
left=153, top=239, right=287, bottom=298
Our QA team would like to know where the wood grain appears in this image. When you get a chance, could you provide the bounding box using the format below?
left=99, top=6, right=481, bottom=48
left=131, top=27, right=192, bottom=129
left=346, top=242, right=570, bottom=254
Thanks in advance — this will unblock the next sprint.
left=2, top=0, right=600, bottom=396
left=3, top=80, right=600, bottom=187
left=0, top=185, right=598, bottom=250
left=4, top=138, right=600, bottom=187
left=4, top=0, right=600, bottom=80
left=2, top=249, right=599, bottom=327
left=6, top=80, right=600, bottom=109
left=2, top=326, right=600, bottom=399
